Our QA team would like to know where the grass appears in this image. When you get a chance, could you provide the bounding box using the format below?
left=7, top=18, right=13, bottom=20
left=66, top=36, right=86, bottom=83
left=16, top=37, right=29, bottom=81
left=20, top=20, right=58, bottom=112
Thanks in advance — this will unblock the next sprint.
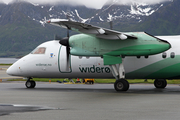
left=0, top=64, right=12, bottom=66
left=7, top=78, right=180, bottom=84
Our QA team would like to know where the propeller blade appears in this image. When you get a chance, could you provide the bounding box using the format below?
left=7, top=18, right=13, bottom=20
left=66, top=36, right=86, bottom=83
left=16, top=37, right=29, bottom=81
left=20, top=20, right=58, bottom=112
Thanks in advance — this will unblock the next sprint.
left=59, top=37, right=70, bottom=71
left=59, top=9, right=71, bottom=71
left=66, top=46, right=70, bottom=71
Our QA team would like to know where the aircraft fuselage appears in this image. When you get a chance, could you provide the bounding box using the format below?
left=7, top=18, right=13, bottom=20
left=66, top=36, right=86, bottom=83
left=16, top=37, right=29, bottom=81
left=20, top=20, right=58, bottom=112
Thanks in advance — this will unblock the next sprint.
left=7, top=35, right=180, bottom=80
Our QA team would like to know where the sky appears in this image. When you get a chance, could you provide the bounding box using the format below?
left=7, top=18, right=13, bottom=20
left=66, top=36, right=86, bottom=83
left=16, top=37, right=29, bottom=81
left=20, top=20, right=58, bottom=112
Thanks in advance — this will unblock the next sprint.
left=0, top=0, right=171, bottom=9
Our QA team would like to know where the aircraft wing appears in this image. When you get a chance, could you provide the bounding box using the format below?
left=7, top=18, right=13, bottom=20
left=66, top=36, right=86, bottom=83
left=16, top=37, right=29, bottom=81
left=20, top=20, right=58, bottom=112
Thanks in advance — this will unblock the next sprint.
left=47, top=19, right=137, bottom=40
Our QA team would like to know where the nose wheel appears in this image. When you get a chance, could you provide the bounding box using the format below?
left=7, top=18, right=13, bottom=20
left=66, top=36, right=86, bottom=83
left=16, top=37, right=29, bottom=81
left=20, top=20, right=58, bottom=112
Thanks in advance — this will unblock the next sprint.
left=25, top=78, right=36, bottom=88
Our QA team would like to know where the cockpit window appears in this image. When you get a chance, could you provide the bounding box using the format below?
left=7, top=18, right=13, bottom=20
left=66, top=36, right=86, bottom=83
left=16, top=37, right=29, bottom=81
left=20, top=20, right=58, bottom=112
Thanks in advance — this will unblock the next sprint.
left=31, top=47, right=46, bottom=54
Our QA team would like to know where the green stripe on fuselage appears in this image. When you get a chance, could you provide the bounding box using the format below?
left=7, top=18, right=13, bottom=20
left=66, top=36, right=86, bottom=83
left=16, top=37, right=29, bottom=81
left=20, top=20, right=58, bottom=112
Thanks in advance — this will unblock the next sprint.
left=126, top=55, right=180, bottom=79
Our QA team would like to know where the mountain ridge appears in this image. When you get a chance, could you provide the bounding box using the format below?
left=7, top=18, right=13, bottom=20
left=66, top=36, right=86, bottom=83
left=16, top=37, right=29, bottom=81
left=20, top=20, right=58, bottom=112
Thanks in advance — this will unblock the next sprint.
left=0, top=0, right=179, bottom=57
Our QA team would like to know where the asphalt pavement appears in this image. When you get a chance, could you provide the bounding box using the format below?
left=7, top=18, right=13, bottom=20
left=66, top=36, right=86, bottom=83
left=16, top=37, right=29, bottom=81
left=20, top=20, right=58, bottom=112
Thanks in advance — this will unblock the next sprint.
left=0, top=82, right=180, bottom=120
left=1, top=65, right=180, bottom=120
left=0, top=65, right=22, bottom=80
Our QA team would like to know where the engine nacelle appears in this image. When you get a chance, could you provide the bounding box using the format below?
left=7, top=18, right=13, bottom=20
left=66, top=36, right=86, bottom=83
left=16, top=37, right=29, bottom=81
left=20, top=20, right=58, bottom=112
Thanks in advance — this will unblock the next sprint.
left=69, top=33, right=171, bottom=57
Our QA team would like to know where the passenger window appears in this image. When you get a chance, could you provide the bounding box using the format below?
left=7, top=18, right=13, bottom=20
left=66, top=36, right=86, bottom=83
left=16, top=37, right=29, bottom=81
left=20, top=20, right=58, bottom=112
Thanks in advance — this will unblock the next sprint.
left=162, top=52, right=167, bottom=58
left=32, top=47, right=46, bottom=54
left=171, top=52, right=175, bottom=58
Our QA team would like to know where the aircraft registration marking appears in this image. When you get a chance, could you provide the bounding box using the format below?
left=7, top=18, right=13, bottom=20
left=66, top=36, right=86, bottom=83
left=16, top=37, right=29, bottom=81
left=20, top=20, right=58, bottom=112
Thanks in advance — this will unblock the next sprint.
left=36, top=63, right=52, bottom=66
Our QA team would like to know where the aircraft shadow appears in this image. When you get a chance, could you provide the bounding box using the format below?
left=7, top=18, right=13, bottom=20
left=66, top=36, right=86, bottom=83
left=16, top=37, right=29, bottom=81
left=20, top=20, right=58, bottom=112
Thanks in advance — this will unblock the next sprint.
left=10, top=84, right=180, bottom=95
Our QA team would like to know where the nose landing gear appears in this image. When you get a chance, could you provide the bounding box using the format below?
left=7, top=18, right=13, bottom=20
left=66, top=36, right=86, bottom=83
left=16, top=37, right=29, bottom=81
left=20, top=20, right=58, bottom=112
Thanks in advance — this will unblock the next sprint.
left=25, top=78, right=36, bottom=88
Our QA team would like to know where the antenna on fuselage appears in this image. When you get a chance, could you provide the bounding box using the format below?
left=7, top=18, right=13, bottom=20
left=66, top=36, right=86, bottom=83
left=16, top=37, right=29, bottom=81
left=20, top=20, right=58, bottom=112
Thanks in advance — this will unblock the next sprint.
left=109, top=21, right=113, bottom=30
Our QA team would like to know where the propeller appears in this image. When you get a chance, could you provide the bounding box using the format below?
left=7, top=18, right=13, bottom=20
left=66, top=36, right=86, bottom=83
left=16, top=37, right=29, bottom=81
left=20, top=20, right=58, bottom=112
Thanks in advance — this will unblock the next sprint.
left=58, top=11, right=71, bottom=71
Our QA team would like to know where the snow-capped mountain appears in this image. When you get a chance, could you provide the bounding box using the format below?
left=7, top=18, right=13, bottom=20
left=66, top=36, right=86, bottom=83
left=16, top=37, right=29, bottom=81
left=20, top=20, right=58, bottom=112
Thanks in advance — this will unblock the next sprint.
left=91, top=1, right=167, bottom=24
left=42, top=1, right=173, bottom=24
left=0, top=0, right=179, bottom=57
left=36, top=1, right=171, bottom=24
left=0, top=0, right=172, bottom=26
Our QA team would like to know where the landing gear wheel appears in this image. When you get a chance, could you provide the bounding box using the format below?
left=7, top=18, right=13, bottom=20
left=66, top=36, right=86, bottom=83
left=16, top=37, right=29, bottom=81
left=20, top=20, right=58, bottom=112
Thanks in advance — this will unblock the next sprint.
left=154, top=79, right=167, bottom=88
left=114, top=79, right=129, bottom=91
left=25, top=80, right=36, bottom=88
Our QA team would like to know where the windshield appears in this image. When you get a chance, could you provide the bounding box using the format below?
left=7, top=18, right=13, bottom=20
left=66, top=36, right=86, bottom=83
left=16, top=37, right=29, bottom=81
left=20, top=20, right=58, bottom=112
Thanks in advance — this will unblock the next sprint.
left=31, top=47, right=46, bottom=54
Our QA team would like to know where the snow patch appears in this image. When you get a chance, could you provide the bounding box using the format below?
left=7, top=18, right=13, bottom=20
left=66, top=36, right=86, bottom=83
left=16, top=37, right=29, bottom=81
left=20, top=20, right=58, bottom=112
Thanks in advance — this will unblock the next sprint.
left=49, top=14, right=55, bottom=17
left=130, top=4, right=156, bottom=16
left=129, top=2, right=164, bottom=16
left=28, top=1, right=39, bottom=6
left=99, top=16, right=104, bottom=21
left=75, top=9, right=89, bottom=23
left=107, top=13, right=113, bottom=21
left=49, top=6, right=54, bottom=11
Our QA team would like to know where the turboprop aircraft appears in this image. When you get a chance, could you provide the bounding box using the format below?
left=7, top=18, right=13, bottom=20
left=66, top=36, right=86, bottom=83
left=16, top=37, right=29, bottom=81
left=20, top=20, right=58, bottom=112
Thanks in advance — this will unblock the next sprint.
left=7, top=19, right=179, bottom=92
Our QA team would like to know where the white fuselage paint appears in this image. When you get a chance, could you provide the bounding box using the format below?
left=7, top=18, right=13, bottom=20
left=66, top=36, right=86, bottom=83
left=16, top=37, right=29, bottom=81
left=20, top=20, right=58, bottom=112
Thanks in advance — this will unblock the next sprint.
left=6, top=35, right=180, bottom=79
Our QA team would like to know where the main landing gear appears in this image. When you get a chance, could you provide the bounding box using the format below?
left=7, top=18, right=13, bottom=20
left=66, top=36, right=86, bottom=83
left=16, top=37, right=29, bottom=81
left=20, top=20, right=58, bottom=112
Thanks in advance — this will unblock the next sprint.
left=110, top=63, right=130, bottom=92
left=114, top=79, right=129, bottom=91
left=25, top=77, right=36, bottom=88
left=154, top=79, right=167, bottom=89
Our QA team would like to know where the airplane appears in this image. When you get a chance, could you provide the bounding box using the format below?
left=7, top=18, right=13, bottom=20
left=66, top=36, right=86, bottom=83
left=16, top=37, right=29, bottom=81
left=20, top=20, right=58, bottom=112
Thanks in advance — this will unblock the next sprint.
left=7, top=19, right=180, bottom=92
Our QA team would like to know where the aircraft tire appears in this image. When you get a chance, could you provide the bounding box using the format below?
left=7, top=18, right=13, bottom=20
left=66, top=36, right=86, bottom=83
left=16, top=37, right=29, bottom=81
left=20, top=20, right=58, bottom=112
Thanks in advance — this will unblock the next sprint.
left=114, top=79, right=129, bottom=91
left=25, top=80, right=36, bottom=88
left=154, top=79, right=167, bottom=88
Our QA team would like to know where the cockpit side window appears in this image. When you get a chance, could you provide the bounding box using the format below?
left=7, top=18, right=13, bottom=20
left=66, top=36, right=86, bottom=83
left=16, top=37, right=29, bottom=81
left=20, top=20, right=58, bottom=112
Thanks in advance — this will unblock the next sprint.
left=31, top=47, right=46, bottom=54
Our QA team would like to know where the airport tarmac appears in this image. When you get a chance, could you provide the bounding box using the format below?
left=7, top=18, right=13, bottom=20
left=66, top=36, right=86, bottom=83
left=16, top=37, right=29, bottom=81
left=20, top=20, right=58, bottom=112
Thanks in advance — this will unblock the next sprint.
left=0, top=65, right=22, bottom=80
left=0, top=82, right=180, bottom=120
left=1, top=65, right=180, bottom=120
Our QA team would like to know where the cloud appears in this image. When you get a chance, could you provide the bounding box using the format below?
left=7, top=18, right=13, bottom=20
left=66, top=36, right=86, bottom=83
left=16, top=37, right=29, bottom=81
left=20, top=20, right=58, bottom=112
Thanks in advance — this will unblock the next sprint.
left=0, top=0, right=171, bottom=9
left=0, top=0, right=108, bottom=9
left=106, top=0, right=172, bottom=5
left=27, top=0, right=108, bottom=9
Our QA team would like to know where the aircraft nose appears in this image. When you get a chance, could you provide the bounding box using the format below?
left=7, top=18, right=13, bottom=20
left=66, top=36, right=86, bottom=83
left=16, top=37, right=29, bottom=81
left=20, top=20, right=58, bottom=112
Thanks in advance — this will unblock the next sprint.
left=6, top=65, right=18, bottom=76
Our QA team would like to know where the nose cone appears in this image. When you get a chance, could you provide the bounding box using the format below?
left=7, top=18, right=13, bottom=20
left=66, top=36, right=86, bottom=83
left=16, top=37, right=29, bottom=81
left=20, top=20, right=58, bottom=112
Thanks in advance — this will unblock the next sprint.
left=6, top=65, right=18, bottom=76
